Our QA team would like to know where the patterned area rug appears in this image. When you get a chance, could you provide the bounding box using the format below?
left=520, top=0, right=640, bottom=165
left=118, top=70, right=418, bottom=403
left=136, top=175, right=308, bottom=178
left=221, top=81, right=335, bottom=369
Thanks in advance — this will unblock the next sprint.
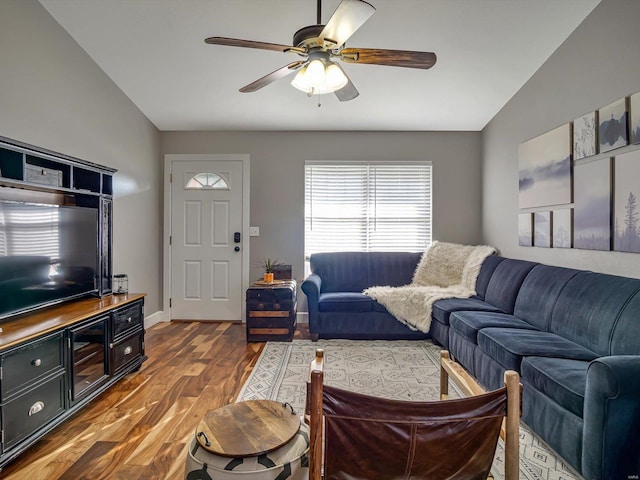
left=237, top=339, right=584, bottom=480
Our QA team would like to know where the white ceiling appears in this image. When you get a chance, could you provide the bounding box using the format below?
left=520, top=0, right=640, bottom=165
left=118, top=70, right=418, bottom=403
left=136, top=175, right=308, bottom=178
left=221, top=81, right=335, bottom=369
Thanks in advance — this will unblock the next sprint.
left=39, top=0, right=600, bottom=132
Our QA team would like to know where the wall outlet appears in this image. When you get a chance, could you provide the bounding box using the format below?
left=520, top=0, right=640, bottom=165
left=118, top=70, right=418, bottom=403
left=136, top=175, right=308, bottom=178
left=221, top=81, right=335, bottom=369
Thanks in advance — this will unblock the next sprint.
left=249, top=226, right=260, bottom=237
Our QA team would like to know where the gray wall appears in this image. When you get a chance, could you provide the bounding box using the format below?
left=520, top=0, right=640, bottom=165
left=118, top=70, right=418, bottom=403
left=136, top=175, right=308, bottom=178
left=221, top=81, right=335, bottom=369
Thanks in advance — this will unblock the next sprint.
left=162, top=131, right=483, bottom=295
left=482, top=0, right=640, bottom=277
left=0, top=0, right=163, bottom=313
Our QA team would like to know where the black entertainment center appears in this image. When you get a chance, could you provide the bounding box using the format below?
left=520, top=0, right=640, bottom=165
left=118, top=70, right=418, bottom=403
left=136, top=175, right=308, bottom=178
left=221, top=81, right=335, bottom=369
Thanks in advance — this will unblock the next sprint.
left=0, top=136, right=146, bottom=469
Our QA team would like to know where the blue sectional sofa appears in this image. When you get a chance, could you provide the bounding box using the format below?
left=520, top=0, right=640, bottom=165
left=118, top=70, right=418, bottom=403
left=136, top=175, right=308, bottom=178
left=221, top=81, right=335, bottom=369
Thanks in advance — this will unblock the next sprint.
left=302, top=252, right=640, bottom=480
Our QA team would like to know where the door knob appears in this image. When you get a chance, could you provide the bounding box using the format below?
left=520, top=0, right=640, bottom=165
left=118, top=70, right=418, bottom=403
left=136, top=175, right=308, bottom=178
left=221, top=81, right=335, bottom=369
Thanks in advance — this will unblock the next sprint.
left=234, top=246, right=240, bottom=252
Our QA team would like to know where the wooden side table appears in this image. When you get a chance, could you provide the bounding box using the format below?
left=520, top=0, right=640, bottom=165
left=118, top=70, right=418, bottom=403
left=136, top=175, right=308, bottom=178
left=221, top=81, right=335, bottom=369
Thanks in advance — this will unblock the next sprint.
left=246, top=280, right=297, bottom=342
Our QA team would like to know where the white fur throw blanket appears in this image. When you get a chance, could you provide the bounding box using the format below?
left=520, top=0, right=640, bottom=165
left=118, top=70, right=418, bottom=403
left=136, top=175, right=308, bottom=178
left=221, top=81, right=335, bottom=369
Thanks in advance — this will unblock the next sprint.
left=363, top=242, right=496, bottom=333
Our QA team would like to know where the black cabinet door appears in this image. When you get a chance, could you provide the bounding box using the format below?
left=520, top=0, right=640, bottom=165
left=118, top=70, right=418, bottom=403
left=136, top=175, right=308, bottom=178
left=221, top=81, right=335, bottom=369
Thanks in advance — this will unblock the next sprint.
left=99, top=197, right=113, bottom=296
left=69, top=316, right=108, bottom=402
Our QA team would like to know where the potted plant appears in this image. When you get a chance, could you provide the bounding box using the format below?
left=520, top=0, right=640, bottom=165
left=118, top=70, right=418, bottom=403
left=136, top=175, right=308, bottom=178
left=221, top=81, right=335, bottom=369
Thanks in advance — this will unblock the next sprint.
left=260, top=258, right=279, bottom=283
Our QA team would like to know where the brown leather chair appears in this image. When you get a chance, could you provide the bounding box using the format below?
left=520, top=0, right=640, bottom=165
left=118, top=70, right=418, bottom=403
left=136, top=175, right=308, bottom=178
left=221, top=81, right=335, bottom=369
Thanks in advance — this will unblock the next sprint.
left=306, top=349, right=520, bottom=480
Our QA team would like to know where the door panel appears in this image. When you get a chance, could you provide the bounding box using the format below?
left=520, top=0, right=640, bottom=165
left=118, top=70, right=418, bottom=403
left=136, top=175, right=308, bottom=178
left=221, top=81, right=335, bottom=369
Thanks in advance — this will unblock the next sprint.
left=184, top=201, right=202, bottom=245
left=212, top=201, right=229, bottom=245
left=184, top=261, right=201, bottom=299
left=171, top=160, right=243, bottom=320
left=212, top=261, right=229, bottom=299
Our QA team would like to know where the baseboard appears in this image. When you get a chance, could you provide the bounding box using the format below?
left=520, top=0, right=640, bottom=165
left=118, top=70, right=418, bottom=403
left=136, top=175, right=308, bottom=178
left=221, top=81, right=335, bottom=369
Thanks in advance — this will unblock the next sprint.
left=146, top=310, right=305, bottom=326
left=144, top=310, right=166, bottom=329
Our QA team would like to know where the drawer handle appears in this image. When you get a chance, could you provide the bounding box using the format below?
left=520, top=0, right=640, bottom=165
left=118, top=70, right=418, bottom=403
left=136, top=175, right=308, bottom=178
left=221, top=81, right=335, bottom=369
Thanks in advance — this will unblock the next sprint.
left=124, top=346, right=133, bottom=355
left=127, top=316, right=132, bottom=323
left=32, top=358, right=42, bottom=367
left=28, top=401, right=45, bottom=416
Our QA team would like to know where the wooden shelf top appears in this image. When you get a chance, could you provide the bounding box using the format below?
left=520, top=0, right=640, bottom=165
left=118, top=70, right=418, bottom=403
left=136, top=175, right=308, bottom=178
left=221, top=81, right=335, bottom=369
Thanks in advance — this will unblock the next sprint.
left=0, top=293, right=146, bottom=351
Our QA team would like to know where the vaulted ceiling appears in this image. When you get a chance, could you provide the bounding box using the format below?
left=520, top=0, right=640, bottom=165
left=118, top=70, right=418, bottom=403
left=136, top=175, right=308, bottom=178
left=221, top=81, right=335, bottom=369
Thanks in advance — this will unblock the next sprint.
left=39, top=0, right=600, bottom=131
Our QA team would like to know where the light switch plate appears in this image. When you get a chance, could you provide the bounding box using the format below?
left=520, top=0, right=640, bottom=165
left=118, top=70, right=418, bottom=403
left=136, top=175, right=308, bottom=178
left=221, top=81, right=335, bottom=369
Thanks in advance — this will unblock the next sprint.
left=249, top=226, right=260, bottom=237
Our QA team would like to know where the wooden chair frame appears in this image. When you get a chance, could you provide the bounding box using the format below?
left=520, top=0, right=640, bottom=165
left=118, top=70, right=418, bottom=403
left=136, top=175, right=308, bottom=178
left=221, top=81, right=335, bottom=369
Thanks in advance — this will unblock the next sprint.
left=307, top=348, right=521, bottom=480
left=440, top=350, right=521, bottom=480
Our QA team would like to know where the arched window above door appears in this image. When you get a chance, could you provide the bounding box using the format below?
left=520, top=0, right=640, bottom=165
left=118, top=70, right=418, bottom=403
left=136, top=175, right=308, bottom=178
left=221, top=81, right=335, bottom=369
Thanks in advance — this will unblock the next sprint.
left=184, top=172, right=229, bottom=190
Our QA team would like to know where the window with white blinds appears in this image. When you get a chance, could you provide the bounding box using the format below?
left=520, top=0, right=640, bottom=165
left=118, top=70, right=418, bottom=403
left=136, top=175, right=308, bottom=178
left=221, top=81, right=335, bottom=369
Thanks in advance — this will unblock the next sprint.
left=305, top=161, right=432, bottom=257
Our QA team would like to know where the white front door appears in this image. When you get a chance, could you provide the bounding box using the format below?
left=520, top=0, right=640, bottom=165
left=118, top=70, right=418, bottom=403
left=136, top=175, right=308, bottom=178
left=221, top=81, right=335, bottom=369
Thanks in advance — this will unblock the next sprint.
left=169, top=159, right=245, bottom=320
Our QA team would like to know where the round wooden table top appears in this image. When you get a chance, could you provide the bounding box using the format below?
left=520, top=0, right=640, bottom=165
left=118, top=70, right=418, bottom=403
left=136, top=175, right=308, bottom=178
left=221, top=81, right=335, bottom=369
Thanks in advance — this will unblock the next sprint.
left=195, top=400, right=300, bottom=457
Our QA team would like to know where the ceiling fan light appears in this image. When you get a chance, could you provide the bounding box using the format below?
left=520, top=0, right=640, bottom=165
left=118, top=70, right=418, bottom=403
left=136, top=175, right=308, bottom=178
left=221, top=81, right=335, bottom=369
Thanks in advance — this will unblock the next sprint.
left=325, top=63, right=348, bottom=91
left=291, top=60, right=348, bottom=95
left=306, top=59, right=326, bottom=86
left=291, top=65, right=310, bottom=92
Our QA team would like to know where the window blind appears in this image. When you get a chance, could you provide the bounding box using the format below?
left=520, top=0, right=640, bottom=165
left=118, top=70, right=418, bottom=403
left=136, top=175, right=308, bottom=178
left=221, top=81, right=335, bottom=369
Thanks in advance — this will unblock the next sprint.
left=305, top=161, right=432, bottom=257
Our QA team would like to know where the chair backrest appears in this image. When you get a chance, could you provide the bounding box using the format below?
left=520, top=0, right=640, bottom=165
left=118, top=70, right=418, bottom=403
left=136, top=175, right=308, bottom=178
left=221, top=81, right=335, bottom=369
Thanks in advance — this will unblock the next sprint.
left=307, top=349, right=520, bottom=480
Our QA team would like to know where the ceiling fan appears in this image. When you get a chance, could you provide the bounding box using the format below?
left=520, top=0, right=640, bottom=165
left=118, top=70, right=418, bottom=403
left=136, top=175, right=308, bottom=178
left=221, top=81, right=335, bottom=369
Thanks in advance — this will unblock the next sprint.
left=204, top=0, right=437, bottom=101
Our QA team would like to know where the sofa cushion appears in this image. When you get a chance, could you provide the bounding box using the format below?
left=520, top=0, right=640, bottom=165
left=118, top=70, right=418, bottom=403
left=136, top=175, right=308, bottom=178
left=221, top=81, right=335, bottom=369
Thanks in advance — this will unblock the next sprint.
left=432, top=298, right=502, bottom=326
left=318, top=292, right=373, bottom=313
left=372, top=300, right=389, bottom=313
left=521, top=357, right=589, bottom=418
left=474, top=255, right=505, bottom=300
left=512, top=264, right=581, bottom=331
left=310, top=252, right=370, bottom=293
left=309, top=252, right=421, bottom=293
left=610, top=289, right=640, bottom=355
left=477, top=328, right=598, bottom=371
left=449, top=311, right=538, bottom=343
left=551, top=271, right=640, bottom=356
left=367, top=252, right=423, bottom=288
left=483, top=259, right=538, bottom=314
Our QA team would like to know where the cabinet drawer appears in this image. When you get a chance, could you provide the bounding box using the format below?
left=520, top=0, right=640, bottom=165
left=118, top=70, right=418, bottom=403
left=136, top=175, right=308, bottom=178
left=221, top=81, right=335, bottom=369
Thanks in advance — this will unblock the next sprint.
left=247, top=300, right=295, bottom=311
left=2, top=373, right=66, bottom=451
left=0, top=332, right=64, bottom=401
left=246, top=315, right=296, bottom=342
left=110, top=331, right=143, bottom=374
left=111, top=301, right=143, bottom=339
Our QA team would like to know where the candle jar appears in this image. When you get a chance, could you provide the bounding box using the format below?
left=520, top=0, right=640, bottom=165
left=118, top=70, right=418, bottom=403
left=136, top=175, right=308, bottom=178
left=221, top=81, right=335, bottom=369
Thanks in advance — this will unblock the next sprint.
left=113, top=274, right=128, bottom=294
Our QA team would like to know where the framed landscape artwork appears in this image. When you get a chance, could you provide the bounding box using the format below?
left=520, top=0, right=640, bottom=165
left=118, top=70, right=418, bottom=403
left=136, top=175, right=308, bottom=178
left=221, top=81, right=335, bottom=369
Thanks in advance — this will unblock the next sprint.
left=573, top=112, right=597, bottom=160
left=519, top=123, right=572, bottom=209
left=518, top=213, right=533, bottom=247
left=599, top=98, right=628, bottom=153
left=534, top=211, right=551, bottom=247
left=552, top=208, right=572, bottom=248
left=631, top=92, right=640, bottom=144
left=574, top=158, right=611, bottom=251
left=614, top=150, right=640, bottom=252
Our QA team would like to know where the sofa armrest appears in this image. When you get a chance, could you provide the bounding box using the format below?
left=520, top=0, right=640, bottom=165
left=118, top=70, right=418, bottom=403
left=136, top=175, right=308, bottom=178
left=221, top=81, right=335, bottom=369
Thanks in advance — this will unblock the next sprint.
left=302, top=274, right=322, bottom=338
left=301, top=274, right=321, bottom=303
left=582, top=356, right=640, bottom=480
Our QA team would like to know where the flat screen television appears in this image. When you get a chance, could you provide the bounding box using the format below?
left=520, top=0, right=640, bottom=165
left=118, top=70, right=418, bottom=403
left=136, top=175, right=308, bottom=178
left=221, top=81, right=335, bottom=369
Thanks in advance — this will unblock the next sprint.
left=0, top=199, right=99, bottom=321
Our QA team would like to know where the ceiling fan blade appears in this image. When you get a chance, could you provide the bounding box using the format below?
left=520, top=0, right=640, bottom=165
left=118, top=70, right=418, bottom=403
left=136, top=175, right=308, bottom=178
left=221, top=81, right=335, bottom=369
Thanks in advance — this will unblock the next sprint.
left=239, top=61, right=305, bottom=93
left=333, top=65, right=359, bottom=102
left=205, top=36, right=294, bottom=53
left=340, top=48, right=437, bottom=70
left=319, top=0, right=375, bottom=49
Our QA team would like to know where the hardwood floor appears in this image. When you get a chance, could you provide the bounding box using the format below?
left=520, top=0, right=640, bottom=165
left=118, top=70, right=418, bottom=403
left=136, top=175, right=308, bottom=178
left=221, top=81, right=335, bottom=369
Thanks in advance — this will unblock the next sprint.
left=2, top=321, right=309, bottom=479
